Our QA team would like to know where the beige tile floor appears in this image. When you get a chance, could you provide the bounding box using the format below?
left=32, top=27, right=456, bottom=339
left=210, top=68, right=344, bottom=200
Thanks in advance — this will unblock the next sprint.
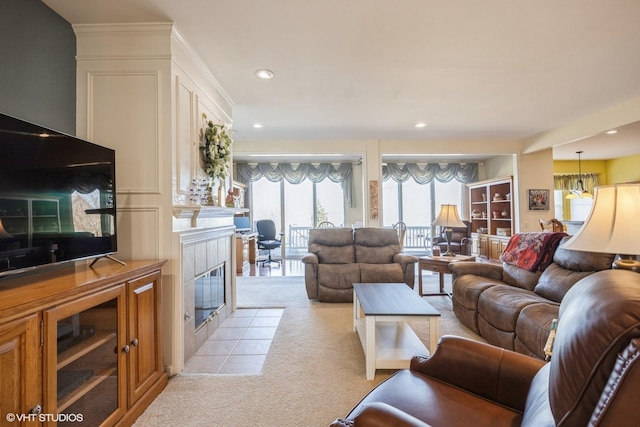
left=183, top=308, right=283, bottom=375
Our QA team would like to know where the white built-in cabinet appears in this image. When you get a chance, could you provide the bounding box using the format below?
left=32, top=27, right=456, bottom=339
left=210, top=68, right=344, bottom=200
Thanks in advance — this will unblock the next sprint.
left=73, top=23, right=236, bottom=375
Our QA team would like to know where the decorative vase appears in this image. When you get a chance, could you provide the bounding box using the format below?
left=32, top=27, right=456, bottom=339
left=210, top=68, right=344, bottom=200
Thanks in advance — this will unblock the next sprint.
left=218, top=185, right=223, bottom=207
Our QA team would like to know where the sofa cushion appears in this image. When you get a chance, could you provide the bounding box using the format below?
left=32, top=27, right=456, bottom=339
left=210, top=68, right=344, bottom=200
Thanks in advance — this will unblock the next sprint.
left=452, top=274, right=503, bottom=333
left=345, top=369, right=524, bottom=427
left=502, top=263, right=542, bottom=291
left=353, top=228, right=400, bottom=264
left=317, top=264, right=361, bottom=302
left=308, top=228, right=355, bottom=264
left=478, top=285, right=550, bottom=332
left=533, top=242, right=615, bottom=302
left=359, top=263, right=404, bottom=283
left=515, top=303, right=560, bottom=359
left=317, top=263, right=360, bottom=290
left=533, top=263, right=594, bottom=303
left=553, top=239, right=616, bottom=272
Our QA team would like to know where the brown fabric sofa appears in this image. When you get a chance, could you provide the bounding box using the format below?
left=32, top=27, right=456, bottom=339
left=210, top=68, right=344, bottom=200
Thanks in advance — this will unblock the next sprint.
left=331, top=269, right=640, bottom=427
left=450, top=236, right=615, bottom=359
left=302, top=228, right=417, bottom=302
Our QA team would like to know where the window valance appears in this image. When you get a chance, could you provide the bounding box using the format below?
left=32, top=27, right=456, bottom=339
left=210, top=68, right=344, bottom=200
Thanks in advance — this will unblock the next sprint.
left=553, top=173, right=599, bottom=192
left=382, top=162, right=479, bottom=184
left=235, top=162, right=354, bottom=207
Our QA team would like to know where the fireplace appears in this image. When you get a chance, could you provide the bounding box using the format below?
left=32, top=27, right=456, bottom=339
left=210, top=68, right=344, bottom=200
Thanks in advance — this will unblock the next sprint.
left=194, top=263, right=225, bottom=330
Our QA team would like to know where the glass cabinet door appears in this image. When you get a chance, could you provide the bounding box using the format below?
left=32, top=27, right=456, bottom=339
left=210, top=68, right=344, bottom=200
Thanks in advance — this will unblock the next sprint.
left=44, top=285, right=126, bottom=426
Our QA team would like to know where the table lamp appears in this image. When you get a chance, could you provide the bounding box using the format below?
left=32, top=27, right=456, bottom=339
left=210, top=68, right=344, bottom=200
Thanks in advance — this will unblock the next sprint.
left=562, top=183, right=640, bottom=272
left=432, top=204, right=467, bottom=257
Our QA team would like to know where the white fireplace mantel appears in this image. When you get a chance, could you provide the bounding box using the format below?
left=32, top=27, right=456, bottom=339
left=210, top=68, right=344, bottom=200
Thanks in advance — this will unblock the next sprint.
left=173, top=205, right=249, bottom=227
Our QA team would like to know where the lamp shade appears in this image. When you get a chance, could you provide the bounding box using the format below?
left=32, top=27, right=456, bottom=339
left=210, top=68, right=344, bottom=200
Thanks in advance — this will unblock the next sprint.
left=562, top=184, right=640, bottom=255
left=432, top=204, right=467, bottom=228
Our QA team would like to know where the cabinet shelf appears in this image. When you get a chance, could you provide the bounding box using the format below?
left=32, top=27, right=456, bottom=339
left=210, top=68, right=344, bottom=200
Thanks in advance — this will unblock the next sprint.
left=57, top=364, right=117, bottom=412
left=57, top=331, right=117, bottom=370
left=468, top=176, right=514, bottom=262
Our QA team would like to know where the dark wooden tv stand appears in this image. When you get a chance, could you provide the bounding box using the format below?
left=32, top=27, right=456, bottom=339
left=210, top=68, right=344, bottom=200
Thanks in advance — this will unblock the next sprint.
left=0, top=259, right=167, bottom=426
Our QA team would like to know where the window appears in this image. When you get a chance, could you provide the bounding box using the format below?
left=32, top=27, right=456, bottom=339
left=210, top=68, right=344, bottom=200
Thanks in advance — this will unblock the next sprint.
left=316, top=180, right=344, bottom=226
left=382, top=179, right=464, bottom=250
left=251, top=176, right=346, bottom=257
left=251, top=179, right=282, bottom=231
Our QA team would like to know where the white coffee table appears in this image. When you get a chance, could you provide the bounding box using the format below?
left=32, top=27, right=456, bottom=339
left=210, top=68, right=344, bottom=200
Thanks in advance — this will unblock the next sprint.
left=353, top=283, right=440, bottom=380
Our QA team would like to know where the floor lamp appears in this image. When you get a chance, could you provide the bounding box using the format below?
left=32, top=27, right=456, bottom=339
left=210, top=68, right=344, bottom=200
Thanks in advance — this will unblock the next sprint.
left=432, top=204, right=467, bottom=257
left=562, top=184, right=640, bottom=272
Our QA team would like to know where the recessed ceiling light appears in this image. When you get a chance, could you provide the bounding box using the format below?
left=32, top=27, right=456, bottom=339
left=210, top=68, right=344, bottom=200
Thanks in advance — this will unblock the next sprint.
left=253, top=123, right=263, bottom=128
left=606, top=129, right=618, bottom=135
left=414, top=122, right=427, bottom=128
left=255, top=69, right=274, bottom=79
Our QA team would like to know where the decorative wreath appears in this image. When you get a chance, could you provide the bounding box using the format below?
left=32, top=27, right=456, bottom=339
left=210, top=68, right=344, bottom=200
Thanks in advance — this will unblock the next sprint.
left=200, top=113, right=232, bottom=181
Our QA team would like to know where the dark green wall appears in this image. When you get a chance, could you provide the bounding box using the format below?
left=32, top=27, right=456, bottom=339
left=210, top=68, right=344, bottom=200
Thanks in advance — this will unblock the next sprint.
left=0, top=0, right=76, bottom=134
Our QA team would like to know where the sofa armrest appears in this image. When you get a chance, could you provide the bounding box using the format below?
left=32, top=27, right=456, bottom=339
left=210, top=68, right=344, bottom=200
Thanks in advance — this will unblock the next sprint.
left=393, top=253, right=418, bottom=267
left=331, top=402, right=432, bottom=427
left=410, top=335, right=545, bottom=412
left=301, top=253, right=318, bottom=265
left=449, top=261, right=503, bottom=281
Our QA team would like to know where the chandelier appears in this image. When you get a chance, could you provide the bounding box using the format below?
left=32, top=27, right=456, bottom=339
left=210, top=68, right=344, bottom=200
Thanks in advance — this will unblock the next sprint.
left=566, top=151, right=593, bottom=199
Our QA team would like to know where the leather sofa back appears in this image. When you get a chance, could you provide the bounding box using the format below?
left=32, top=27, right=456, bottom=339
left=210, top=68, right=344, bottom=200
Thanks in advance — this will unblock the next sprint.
left=308, top=228, right=355, bottom=264
left=533, top=238, right=616, bottom=302
left=548, top=270, right=640, bottom=425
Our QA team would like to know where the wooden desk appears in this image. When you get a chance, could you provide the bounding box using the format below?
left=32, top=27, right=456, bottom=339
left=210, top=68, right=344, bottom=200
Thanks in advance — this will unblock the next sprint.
left=418, top=255, right=475, bottom=296
left=235, top=232, right=257, bottom=274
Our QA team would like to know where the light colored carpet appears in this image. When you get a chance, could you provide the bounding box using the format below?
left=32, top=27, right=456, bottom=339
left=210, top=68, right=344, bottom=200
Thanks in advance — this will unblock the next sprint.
left=134, top=275, right=482, bottom=427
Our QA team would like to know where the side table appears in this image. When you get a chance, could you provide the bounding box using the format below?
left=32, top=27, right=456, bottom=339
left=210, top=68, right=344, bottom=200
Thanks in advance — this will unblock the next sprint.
left=418, top=255, right=475, bottom=296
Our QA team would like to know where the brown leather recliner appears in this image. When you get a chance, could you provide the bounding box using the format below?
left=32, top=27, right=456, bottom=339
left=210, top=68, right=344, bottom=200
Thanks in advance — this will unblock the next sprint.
left=432, top=220, right=471, bottom=255
left=331, top=269, right=640, bottom=427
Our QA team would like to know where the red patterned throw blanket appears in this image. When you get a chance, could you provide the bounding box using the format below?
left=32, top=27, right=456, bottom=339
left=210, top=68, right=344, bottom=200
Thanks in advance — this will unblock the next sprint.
left=500, top=232, right=567, bottom=272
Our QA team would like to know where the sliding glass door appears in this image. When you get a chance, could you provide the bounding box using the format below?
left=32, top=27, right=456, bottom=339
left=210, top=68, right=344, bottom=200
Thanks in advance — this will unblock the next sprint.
left=251, top=177, right=346, bottom=257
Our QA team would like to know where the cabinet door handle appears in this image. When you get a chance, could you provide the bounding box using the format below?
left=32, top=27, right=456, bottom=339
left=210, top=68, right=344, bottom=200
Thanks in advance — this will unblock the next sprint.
left=184, top=312, right=192, bottom=320
left=131, top=338, right=139, bottom=347
left=122, top=345, right=130, bottom=354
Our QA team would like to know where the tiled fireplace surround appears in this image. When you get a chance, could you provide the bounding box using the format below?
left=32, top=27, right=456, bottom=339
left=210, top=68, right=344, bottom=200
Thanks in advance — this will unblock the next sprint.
left=179, top=226, right=235, bottom=364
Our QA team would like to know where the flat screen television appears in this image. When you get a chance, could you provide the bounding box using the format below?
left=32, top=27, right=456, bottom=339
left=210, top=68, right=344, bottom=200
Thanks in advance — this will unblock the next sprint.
left=0, top=113, right=117, bottom=278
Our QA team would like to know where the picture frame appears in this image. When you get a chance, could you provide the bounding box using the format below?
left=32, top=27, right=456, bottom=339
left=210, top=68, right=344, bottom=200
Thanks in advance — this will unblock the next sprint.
left=528, top=189, right=549, bottom=211
left=369, top=180, right=379, bottom=219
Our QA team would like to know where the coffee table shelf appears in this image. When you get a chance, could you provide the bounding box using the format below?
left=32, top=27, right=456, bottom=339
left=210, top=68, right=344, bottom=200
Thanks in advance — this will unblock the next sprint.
left=353, top=283, right=440, bottom=380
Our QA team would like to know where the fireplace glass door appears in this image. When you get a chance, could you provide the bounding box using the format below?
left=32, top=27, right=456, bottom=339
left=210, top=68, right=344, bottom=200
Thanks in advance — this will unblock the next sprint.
left=194, top=264, right=225, bottom=330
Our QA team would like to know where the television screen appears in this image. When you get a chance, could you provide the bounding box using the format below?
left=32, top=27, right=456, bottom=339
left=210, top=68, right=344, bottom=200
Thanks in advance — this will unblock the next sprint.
left=0, top=113, right=117, bottom=277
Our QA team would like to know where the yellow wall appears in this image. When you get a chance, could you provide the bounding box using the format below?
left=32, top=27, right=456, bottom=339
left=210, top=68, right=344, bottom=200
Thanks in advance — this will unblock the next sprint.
left=606, top=154, right=640, bottom=184
left=553, top=154, right=640, bottom=186
left=553, top=159, right=608, bottom=184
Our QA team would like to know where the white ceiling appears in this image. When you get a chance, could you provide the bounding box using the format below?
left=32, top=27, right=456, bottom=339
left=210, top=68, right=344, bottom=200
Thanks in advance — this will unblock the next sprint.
left=43, top=0, right=640, bottom=160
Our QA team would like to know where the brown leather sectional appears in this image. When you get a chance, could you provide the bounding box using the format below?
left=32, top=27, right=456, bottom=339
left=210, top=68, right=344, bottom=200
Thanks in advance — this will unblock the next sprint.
left=450, top=237, right=615, bottom=359
left=331, top=269, right=640, bottom=426
left=302, top=228, right=417, bottom=302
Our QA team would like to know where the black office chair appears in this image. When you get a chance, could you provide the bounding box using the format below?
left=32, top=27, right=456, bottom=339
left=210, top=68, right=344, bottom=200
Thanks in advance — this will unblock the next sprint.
left=256, top=220, right=283, bottom=266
